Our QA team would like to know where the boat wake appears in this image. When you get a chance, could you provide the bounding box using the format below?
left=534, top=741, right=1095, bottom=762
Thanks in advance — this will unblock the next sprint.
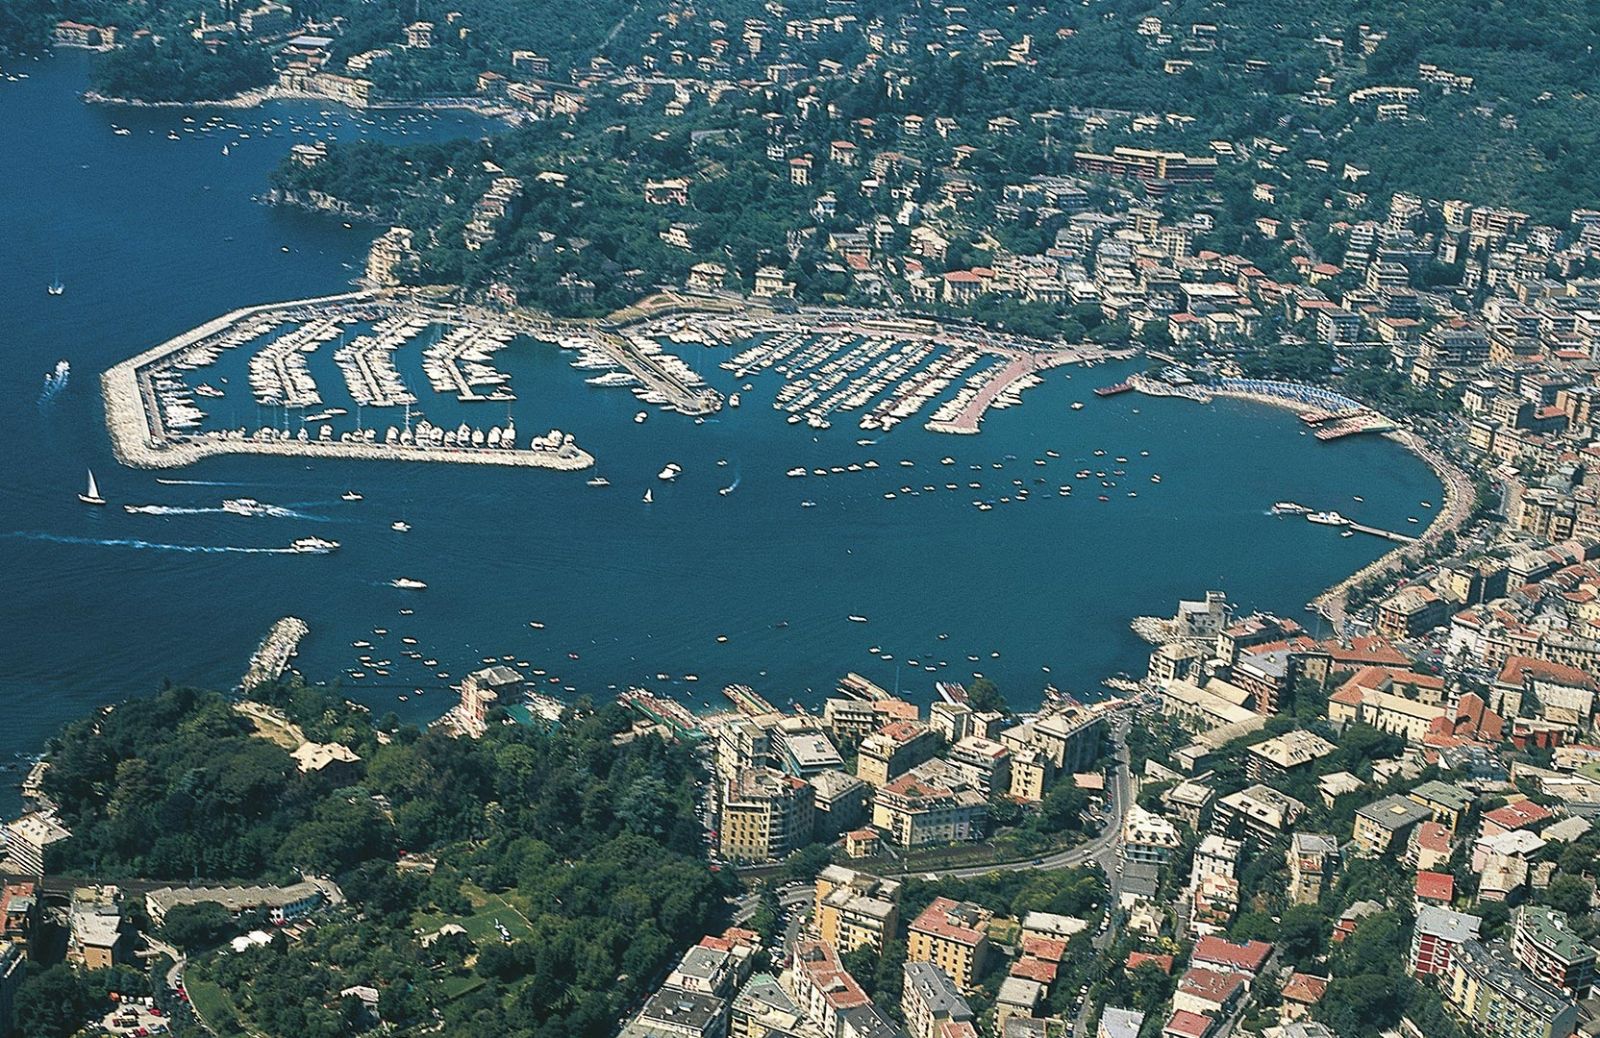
left=124, top=502, right=325, bottom=520
left=10, top=532, right=299, bottom=554
left=155, top=478, right=248, bottom=486
left=38, top=361, right=70, bottom=404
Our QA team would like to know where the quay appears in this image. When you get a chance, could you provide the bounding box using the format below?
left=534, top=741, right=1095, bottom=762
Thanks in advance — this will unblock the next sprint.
left=492, top=308, right=722, bottom=416
left=242, top=617, right=309, bottom=691
left=1336, top=518, right=1419, bottom=544
left=723, top=683, right=778, bottom=716
left=837, top=672, right=891, bottom=701
left=924, top=350, right=1092, bottom=434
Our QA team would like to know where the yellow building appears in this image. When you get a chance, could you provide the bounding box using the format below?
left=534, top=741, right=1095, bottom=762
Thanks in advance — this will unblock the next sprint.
left=813, top=865, right=900, bottom=953
left=719, top=767, right=815, bottom=863
left=908, top=897, right=992, bottom=991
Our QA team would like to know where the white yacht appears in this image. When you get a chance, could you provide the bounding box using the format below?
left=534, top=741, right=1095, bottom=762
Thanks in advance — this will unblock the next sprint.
left=291, top=537, right=339, bottom=553
left=391, top=521, right=411, bottom=532
left=657, top=463, right=682, bottom=481
left=341, top=491, right=363, bottom=502
left=391, top=577, right=427, bottom=590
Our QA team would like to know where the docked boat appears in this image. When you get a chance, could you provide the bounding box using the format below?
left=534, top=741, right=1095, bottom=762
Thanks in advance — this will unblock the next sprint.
left=78, top=469, right=106, bottom=506
left=1271, top=501, right=1311, bottom=515
left=787, top=467, right=808, bottom=477
left=291, top=537, right=340, bottom=553
left=391, top=577, right=427, bottom=589
left=635, top=411, right=648, bottom=423
left=729, top=393, right=741, bottom=408
left=1307, top=511, right=1349, bottom=526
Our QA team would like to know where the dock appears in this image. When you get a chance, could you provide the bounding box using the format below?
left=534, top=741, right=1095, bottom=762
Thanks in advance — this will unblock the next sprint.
left=723, top=683, right=778, bottom=717
left=838, top=672, right=892, bottom=702
left=1314, top=413, right=1396, bottom=441
left=242, top=616, right=309, bottom=691
left=619, top=689, right=706, bottom=741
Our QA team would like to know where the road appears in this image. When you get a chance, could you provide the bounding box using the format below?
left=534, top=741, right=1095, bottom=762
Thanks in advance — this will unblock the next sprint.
left=892, top=711, right=1134, bottom=881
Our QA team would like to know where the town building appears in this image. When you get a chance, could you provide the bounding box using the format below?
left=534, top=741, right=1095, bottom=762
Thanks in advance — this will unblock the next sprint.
left=1412, top=905, right=1483, bottom=978
left=720, top=766, right=816, bottom=863
left=907, top=898, right=992, bottom=991
left=813, top=866, right=900, bottom=954
left=1445, top=940, right=1578, bottom=1038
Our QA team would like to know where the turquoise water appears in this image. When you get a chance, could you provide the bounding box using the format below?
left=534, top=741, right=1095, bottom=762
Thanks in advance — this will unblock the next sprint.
left=0, top=54, right=1442, bottom=796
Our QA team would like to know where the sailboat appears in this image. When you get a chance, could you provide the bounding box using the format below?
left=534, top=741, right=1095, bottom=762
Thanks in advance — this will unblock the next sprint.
left=643, top=488, right=654, bottom=504
left=79, top=469, right=106, bottom=506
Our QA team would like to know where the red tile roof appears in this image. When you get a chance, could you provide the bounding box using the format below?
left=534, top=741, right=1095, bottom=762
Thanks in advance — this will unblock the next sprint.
left=1128, top=951, right=1174, bottom=974
left=1415, top=871, right=1454, bottom=903
left=1496, top=655, right=1597, bottom=691
left=1281, top=972, right=1329, bottom=1004
left=1010, top=956, right=1059, bottom=984
left=1482, top=799, right=1553, bottom=832
left=1164, top=1009, right=1214, bottom=1038
left=1191, top=936, right=1272, bottom=975
left=910, top=897, right=987, bottom=947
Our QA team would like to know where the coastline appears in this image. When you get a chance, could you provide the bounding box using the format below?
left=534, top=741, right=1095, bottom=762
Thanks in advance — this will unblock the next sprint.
left=1208, top=384, right=1470, bottom=632
left=83, top=86, right=516, bottom=118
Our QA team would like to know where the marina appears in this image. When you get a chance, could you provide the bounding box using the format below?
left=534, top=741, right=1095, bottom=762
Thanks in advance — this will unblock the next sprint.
left=100, top=290, right=593, bottom=472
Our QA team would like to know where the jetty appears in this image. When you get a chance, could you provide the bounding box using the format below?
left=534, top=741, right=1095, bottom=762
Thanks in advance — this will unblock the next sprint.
left=242, top=616, right=309, bottom=691
left=838, top=672, right=892, bottom=702
left=723, top=683, right=778, bottom=716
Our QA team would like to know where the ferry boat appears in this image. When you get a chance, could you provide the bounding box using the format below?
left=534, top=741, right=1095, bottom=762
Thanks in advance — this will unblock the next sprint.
left=657, top=463, right=682, bottom=481
left=391, top=577, right=427, bottom=590
left=78, top=470, right=106, bottom=506
left=1307, top=511, right=1349, bottom=526
left=291, top=537, right=339, bottom=553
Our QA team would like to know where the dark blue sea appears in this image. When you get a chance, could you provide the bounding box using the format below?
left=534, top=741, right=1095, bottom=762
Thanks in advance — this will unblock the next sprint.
left=0, top=53, right=1441, bottom=799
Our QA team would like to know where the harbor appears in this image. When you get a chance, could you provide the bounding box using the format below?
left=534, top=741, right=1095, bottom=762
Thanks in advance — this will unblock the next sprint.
left=100, top=290, right=593, bottom=471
